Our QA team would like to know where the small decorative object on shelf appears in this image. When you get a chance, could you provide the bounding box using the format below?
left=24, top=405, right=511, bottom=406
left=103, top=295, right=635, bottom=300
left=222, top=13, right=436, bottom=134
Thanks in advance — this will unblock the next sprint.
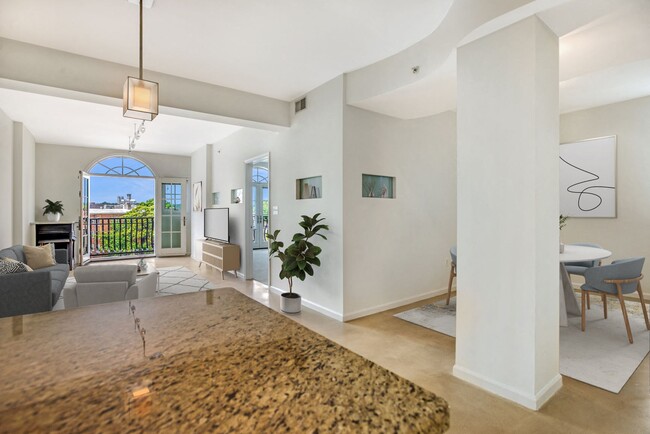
left=42, top=199, right=64, bottom=222
left=137, top=257, right=148, bottom=272
left=231, top=188, right=243, bottom=204
left=296, top=176, right=322, bottom=199
left=559, top=214, right=569, bottom=253
left=362, top=174, right=395, bottom=199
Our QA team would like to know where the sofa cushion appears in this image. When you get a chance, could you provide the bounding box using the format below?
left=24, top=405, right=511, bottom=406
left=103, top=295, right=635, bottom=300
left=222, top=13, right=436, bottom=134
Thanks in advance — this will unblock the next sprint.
left=0, top=258, right=31, bottom=275
left=24, top=245, right=57, bottom=270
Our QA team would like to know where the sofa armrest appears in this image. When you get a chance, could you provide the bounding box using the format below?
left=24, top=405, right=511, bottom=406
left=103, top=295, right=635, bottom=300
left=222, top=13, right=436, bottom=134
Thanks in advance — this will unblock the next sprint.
left=55, top=249, right=68, bottom=265
left=0, top=271, right=52, bottom=318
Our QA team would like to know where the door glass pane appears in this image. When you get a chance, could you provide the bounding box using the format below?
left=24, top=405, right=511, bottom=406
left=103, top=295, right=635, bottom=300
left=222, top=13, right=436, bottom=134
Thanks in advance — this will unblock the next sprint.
left=162, top=216, right=170, bottom=232
left=161, top=233, right=171, bottom=249
left=172, top=215, right=181, bottom=231
left=160, top=182, right=183, bottom=251
left=171, top=233, right=181, bottom=248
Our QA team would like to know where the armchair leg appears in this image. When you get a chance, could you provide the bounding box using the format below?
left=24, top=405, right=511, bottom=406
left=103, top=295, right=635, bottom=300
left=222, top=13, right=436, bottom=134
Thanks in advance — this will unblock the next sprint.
left=581, top=290, right=586, bottom=332
left=616, top=284, right=633, bottom=344
left=637, top=282, right=650, bottom=330
left=446, top=265, right=455, bottom=306
left=602, top=293, right=607, bottom=319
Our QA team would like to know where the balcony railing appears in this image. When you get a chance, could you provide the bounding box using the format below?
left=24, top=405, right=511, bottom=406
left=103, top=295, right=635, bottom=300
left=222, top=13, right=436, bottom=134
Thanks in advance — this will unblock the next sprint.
left=90, top=217, right=154, bottom=257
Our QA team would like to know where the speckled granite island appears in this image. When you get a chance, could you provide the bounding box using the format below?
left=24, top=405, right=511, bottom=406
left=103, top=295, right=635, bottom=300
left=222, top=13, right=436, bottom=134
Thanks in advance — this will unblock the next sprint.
left=0, top=288, right=449, bottom=433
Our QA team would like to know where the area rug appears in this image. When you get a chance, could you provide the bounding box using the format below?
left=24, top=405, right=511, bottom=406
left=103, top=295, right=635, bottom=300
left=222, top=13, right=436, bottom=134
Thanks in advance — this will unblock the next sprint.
left=395, top=299, right=650, bottom=393
left=55, top=266, right=218, bottom=310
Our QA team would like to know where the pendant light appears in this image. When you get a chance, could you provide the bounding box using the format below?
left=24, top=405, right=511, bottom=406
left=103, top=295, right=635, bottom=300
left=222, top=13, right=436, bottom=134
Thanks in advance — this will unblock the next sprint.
left=123, top=0, right=158, bottom=121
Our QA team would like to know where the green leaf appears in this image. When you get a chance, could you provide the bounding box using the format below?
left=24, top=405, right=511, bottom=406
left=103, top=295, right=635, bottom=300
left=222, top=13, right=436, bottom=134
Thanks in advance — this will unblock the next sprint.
left=307, top=256, right=321, bottom=267
left=298, top=270, right=306, bottom=281
left=297, top=260, right=307, bottom=270
left=316, top=234, right=327, bottom=240
left=304, top=263, right=314, bottom=276
left=310, top=245, right=322, bottom=256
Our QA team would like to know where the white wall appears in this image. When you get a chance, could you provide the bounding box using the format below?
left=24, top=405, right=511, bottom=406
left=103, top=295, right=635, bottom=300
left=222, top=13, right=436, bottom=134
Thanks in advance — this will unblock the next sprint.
left=560, top=96, right=650, bottom=264
left=35, top=143, right=191, bottom=253
left=190, top=144, right=213, bottom=261
left=35, top=143, right=191, bottom=221
left=205, top=129, right=274, bottom=270
left=0, top=109, right=13, bottom=246
left=201, top=76, right=346, bottom=318
left=12, top=123, right=35, bottom=244
left=342, top=107, right=457, bottom=319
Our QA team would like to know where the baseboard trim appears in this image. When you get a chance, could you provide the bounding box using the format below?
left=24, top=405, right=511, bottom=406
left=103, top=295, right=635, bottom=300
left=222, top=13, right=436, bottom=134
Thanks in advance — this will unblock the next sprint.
left=342, top=287, right=450, bottom=322
left=269, top=286, right=343, bottom=322
left=452, top=365, right=562, bottom=410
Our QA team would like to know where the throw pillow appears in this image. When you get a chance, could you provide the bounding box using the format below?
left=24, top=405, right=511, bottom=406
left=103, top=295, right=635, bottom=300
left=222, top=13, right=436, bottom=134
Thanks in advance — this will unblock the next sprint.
left=0, top=257, right=31, bottom=275
left=3, top=257, right=33, bottom=272
left=23, top=244, right=57, bottom=270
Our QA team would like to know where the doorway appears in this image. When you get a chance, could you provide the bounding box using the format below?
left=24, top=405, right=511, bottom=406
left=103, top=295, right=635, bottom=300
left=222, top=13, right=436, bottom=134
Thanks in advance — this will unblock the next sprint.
left=245, top=154, right=270, bottom=284
left=83, top=155, right=156, bottom=261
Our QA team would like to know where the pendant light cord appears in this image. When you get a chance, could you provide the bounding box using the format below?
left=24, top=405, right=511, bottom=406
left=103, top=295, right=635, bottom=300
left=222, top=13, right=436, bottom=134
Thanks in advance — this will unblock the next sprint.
left=139, top=0, right=143, bottom=80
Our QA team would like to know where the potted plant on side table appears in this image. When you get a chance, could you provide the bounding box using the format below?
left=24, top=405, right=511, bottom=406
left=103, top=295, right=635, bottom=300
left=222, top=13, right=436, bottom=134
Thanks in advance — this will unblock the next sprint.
left=43, top=199, right=64, bottom=222
left=267, top=213, right=329, bottom=314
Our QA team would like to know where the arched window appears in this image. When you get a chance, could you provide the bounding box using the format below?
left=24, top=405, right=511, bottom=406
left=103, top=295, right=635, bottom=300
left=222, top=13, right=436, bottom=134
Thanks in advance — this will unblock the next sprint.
left=252, top=166, right=268, bottom=183
left=89, top=156, right=154, bottom=177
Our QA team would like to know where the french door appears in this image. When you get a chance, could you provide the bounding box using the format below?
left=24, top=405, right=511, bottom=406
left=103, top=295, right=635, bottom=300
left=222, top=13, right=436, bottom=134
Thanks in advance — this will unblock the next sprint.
left=156, top=178, right=187, bottom=256
left=79, top=171, right=91, bottom=265
left=251, top=184, right=269, bottom=249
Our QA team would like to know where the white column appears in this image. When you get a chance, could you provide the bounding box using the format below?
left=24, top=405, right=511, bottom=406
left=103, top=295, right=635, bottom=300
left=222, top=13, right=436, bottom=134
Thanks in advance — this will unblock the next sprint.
left=454, top=16, right=560, bottom=410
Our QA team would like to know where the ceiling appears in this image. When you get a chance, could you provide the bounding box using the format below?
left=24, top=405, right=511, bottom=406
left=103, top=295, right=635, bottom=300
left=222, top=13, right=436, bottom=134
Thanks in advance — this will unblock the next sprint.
left=0, top=0, right=453, bottom=101
left=0, top=88, right=241, bottom=155
left=0, top=0, right=649, bottom=150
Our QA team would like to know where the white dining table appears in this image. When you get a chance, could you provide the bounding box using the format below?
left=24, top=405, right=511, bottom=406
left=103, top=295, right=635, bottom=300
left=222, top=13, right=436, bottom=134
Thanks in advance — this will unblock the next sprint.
left=559, top=244, right=612, bottom=327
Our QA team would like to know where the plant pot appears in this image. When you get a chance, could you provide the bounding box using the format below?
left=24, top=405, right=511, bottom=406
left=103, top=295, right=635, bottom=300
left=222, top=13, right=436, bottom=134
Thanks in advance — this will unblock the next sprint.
left=280, top=292, right=301, bottom=314
left=560, top=243, right=565, bottom=253
left=46, top=213, right=61, bottom=222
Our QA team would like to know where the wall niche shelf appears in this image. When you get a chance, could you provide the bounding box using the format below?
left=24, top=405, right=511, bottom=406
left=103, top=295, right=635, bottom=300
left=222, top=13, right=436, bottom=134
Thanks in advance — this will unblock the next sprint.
left=296, top=176, right=322, bottom=199
left=231, top=188, right=243, bottom=204
left=212, top=192, right=220, bottom=205
left=362, top=174, right=395, bottom=199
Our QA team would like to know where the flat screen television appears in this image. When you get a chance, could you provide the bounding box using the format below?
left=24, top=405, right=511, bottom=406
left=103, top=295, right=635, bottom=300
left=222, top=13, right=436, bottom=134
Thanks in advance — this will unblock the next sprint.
left=204, top=208, right=229, bottom=243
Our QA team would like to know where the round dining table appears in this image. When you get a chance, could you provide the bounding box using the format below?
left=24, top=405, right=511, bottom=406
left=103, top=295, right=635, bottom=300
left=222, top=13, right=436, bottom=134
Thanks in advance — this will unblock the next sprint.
left=559, top=244, right=612, bottom=327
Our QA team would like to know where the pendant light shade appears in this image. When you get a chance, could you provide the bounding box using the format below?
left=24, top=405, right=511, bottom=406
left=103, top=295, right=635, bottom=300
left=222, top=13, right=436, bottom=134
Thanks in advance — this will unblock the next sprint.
left=123, top=0, right=158, bottom=121
left=123, top=76, right=158, bottom=121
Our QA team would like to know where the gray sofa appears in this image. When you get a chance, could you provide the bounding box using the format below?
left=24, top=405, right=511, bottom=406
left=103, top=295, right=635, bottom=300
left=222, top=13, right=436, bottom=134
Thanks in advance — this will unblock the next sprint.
left=0, top=245, right=70, bottom=318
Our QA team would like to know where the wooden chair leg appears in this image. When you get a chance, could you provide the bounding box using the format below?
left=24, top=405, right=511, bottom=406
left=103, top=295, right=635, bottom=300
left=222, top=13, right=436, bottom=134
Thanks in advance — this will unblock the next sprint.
left=601, top=293, right=607, bottom=319
left=446, top=265, right=455, bottom=306
left=587, top=292, right=591, bottom=310
left=616, top=284, right=633, bottom=344
left=637, top=282, right=650, bottom=330
left=581, top=290, right=586, bottom=332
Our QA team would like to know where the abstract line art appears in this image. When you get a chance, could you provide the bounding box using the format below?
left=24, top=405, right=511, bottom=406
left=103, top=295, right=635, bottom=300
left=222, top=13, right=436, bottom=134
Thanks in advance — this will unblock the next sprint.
left=560, top=156, right=615, bottom=212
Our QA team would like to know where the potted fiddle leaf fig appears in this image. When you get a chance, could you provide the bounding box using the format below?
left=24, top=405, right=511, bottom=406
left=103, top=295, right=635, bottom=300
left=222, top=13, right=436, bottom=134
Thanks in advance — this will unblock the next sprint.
left=43, top=199, right=64, bottom=222
left=267, top=213, right=329, bottom=314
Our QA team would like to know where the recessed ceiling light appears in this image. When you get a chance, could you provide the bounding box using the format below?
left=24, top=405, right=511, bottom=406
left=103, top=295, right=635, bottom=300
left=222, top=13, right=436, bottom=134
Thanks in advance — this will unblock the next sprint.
left=127, top=0, right=154, bottom=9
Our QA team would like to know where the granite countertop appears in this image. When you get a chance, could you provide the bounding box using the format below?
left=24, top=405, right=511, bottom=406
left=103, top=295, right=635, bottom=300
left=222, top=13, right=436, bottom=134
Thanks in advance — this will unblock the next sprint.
left=0, top=288, right=449, bottom=433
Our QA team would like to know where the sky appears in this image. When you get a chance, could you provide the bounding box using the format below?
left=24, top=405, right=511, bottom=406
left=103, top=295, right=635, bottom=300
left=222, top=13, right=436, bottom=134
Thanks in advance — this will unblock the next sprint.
left=90, top=177, right=155, bottom=203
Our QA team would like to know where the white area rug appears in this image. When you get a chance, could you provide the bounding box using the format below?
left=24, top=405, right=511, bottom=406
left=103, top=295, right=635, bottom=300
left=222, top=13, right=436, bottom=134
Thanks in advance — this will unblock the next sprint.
left=55, top=266, right=217, bottom=310
left=395, top=299, right=650, bottom=393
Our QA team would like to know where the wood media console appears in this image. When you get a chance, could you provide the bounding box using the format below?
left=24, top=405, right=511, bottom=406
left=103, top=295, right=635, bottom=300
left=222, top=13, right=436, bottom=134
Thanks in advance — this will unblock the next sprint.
left=200, top=240, right=240, bottom=279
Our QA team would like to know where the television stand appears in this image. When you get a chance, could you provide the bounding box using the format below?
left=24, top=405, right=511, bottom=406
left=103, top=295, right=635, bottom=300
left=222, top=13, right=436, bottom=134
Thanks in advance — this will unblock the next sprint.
left=200, top=240, right=240, bottom=279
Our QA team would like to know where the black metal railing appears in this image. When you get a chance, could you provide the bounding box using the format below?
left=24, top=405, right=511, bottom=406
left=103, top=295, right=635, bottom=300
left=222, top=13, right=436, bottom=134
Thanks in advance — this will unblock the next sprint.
left=90, top=217, right=154, bottom=257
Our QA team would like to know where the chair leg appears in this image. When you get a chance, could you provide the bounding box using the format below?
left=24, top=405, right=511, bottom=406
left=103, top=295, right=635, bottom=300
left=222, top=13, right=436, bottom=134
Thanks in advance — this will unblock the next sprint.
left=601, top=293, right=607, bottom=319
left=637, top=282, right=650, bottom=330
left=581, top=290, right=586, bottom=332
left=446, top=265, right=455, bottom=306
left=587, top=292, right=591, bottom=310
left=616, top=284, right=633, bottom=344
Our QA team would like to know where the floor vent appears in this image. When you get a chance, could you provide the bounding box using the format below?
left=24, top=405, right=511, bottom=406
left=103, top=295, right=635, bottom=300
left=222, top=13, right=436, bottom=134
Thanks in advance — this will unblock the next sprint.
left=295, top=97, right=307, bottom=113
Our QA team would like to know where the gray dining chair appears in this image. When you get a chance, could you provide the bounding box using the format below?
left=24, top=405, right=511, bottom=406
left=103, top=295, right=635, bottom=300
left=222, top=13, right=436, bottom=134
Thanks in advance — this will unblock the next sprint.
left=446, top=246, right=457, bottom=305
left=565, top=242, right=603, bottom=310
left=581, top=257, right=649, bottom=343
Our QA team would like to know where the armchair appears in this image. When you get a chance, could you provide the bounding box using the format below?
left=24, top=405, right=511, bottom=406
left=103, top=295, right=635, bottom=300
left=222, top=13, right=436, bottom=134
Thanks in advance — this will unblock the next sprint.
left=581, top=257, right=649, bottom=343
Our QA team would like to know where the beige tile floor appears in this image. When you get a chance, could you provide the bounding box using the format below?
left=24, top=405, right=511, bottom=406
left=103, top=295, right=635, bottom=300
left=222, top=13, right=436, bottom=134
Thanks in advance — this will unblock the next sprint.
left=105, top=256, right=650, bottom=434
